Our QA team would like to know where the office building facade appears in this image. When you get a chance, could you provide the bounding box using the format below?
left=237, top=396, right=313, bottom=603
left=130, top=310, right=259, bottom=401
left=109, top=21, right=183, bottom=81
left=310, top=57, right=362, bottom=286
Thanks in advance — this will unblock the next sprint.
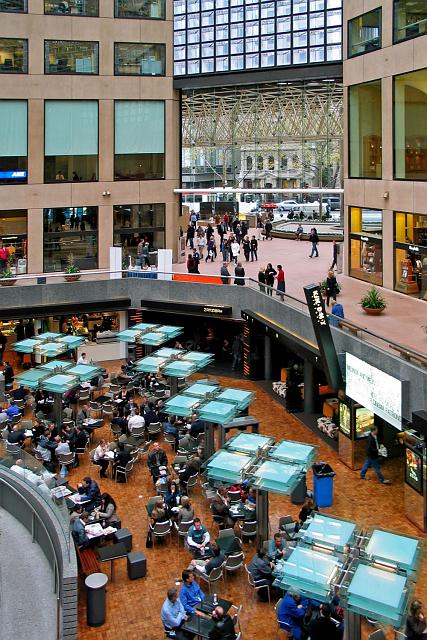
left=344, top=1, right=427, bottom=299
left=0, top=0, right=179, bottom=276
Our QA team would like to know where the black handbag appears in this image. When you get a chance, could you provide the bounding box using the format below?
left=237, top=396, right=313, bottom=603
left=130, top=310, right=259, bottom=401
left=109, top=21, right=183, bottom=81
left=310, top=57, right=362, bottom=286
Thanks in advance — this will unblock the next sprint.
left=146, top=528, right=153, bottom=548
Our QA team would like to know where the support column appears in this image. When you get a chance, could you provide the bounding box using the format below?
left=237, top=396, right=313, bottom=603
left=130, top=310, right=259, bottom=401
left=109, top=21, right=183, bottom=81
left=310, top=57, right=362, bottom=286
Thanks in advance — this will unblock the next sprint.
left=256, top=489, right=269, bottom=548
left=344, top=611, right=361, bottom=640
left=169, top=377, right=178, bottom=396
left=54, top=393, right=63, bottom=434
left=204, top=422, right=215, bottom=460
left=217, top=425, right=226, bottom=450
left=303, top=360, right=316, bottom=414
left=264, top=335, right=272, bottom=380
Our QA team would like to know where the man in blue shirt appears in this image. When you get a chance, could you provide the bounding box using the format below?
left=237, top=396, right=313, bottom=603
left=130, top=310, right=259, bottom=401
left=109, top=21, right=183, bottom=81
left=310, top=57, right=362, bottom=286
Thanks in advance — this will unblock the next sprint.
left=161, top=587, right=190, bottom=639
left=278, top=590, right=309, bottom=640
left=5, top=401, right=20, bottom=418
left=266, top=532, right=286, bottom=562
left=179, top=569, right=205, bottom=615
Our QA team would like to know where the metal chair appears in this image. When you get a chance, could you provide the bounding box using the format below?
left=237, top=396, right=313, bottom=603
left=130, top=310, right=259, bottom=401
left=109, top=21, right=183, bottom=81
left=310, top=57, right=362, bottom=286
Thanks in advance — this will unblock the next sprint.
left=115, top=460, right=134, bottom=483
left=147, top=421, right=162, bottom=439
left=186, top=473, right=199, bottom=496
left=224, top=551, right=245, bottom=579
left=57, top=451, right=75, bottom=476
left=244, top=564, right=270, bottom=604
left=196, top=561, right=225, bottom=594
left=110, top=423, right=122, bottom=440
left=368, top=631, right=387, bottom=640
left=279, top=515, right=298, bottom=541
left=109, top=384, right=121, bottom=397
left=6, top=442, right=21, bottom=456
left=102, top=403, right=114, bottom=419
left=174, top=519, right=193, bottom=548
left=11, top=414, right=22, bottom=425
left=130, top=424, right=145, bottom=439
left=230, top=604, right=243, bottom=635
left=89, top=401, right=102, bottom=418
left=150, top=519, right=172, bottom=543
left=227, top=489, right=242, bottom=504
left=164, top=432, right=176, bottom=448
left=394, top=632, right=407, bottom=640
left=238, top=520, right=257, bottom=543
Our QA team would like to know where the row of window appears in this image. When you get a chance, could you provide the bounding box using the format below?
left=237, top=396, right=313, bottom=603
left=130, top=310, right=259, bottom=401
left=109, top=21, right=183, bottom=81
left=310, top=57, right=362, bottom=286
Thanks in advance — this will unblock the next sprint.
left=349, top=207, right=427, bottom=298
left=175, top=8, right=342, bottom=30
left=0, top=206, right=166, bottom=273
left=348, top=1, right=427, bottom=59
left=0, top=100, right=165, bottom=184
left=348, top=67, right=427, bottom=182
left=0, top=0, right=165, bottom=19
left=0, top=39, right=166, bottom=76
left=175, top=0, right=341, bottom=14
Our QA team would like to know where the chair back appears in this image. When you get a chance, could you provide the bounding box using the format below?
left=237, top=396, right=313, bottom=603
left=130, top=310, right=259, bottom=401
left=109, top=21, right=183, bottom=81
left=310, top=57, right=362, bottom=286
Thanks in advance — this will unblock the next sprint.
left=227, top=490, right=241, bottom=504
left=110, top=423, right=122, bottom=437
left=152, top=520, right=172, bottom=536
left=368, top=631, right=386, bottom=640
left=225, top=551, right=244, bottom=570
left=58, top=452, right=75, bottom=466
left=245, top=564, right=255, bottom=588
left=218, top=527, right=235, bottom=540
left=186, top=473, right=198, bottom=488
left=208, top=563, right=225, bottom=583
left=242, top=520, right=257, bottom=536
left=6, top=442, right=20, bottom=455
left=148, top=421, right=162, bottom=433
left=89, top=448, right=96, bottom=462
left=89, top=401, right=100, bottom=411
left=275, top=597, right=283, bottom=613
left=164, top=433, right=176, bottom=446
left=11, top=414, right=22, bottom=425
left=131, top=425, right=145, bottom=438
left=177, top=520, right=193, bottom=536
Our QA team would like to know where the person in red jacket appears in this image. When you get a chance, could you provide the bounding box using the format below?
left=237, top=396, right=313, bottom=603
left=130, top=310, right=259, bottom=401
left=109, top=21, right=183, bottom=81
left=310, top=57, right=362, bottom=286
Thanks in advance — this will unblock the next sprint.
left=276, top=264, right=286, bottom=300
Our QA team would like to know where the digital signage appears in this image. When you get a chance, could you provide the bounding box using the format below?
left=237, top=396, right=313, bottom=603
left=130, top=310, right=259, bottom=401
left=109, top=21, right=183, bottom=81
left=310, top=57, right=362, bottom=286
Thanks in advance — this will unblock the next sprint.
left=405, top=447, right=423, bottom=494
left=339, top=402, right=351, bottom=437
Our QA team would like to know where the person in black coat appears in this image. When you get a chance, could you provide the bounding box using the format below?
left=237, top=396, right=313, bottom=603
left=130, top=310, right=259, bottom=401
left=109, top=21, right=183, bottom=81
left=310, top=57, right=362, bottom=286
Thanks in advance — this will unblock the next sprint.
left=147, top=442, right=168, bottom=482
left=264, top=263, right=276, bottom=295
left=234, top=262, right=245, bottom=285
left=209, top=606, right=237, bottom=640
left=326, top=270, right=338, bottom=306
left=360, top=425, right=391, bottom=484
left=308, top=603, right=342, bottom=640
left=309, top=227, right=320, bottom=257
left=113, top=442, right=132, bottom=482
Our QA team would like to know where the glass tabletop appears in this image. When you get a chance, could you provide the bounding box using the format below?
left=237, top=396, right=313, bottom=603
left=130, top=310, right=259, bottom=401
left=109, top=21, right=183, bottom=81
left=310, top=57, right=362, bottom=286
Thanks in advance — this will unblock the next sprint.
left=40, top=360, right=73, bottom=372
left=364, top=529, right=420, bottom=574
left=132, top=322, right=158, bottom=331
left=135, top=356, right=168, bottom=373
left=184, top=351, right=215, bottom=365
left=274, top=546, right=341, bottom=600
left=137, top=331, right=168, bottom=346
left=116, top=329, right=143, bottom=343
left=300, top=514, right=356, bottom=553
left=16, top=368, right=50, bottom=388
left=225, top=432, right=274, bottom=455
left=40, top=373, right=79, bottom=393
left=39, top=342, right=67, bottom=356
left=215, top=388, right=254, bottom=410
left=34, top=332, right=63, bottom=341
left=57, top=335, right=85, bottom=347
left=163, top=394, right=201, bottom=417
left=154, top=348, right=184, bottom=358
left=13, top=338, right=39, bottom=352
left=182, top=382, right=219, bottom=399
left=163, top=360, right=198, bottom=377
left=205, top=450, right=255, bottom=484
left=252, top=460, right=303, bottom=495
left=198, top=400, right=238, bottom=425
left=346, top=563, right=409, bottom=627
left=67, top=364, right=101, bottom=382
left=157, top=325, right=184, bottom=337
left=270, top=440, right=317, bottom=468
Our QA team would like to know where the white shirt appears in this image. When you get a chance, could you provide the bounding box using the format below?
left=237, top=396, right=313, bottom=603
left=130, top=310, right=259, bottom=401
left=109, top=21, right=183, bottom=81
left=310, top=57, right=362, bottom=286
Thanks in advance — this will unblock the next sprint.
left=77, top=356, right=88, bottom=365
left=231, top=242, right=240, bottom=257
left=128, top=414, right=145, bottom=432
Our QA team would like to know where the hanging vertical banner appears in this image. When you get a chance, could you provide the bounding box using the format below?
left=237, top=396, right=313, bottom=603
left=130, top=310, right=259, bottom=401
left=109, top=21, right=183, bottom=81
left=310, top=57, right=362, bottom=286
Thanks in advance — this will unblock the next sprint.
left=303, top=284, right=344, bottom=391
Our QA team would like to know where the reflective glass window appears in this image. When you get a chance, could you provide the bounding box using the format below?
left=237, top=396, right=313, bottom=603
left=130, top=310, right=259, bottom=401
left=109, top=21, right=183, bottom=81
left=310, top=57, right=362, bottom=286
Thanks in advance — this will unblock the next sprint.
left=394, top=0, right=427, bottom=43
left=348, top=8, right=381, bottom=57
left=349, top=80, right=382, bottom=179
left=113, top=203, right=165, bottom=263
left=0, top=100, right=27, bottom=185
left=395, top=68, right=427, bottom=180
left=0, top=211, right=27, bottom=274
left=45, top=0, right=98, bottom=14
left=0, top=38, right=27, bottom=73
left=115, top=0, right=165, bottom=19
left=43, top=207, right=98, bottom=273
left=115, top=43, right=165, bottom=76
left=0, top=0, right=26, bottom=11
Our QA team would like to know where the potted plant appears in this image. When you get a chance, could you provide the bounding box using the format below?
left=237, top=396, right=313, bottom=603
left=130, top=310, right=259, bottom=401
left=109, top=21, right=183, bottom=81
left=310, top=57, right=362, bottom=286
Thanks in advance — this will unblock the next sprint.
left=319, top=279, right=342, bottom=298
left=64, top=253, right=81, bottom=282
left=0, top=267, right=17, bottom=286
left=360, top=286, right=386, bottom=315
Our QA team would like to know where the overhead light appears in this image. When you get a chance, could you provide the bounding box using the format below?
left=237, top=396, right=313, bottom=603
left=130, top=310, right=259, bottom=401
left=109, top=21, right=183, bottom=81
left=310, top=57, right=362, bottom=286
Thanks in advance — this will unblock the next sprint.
left=278, top=82, right=289, bottom=85
left=322, top=79, right=335, bottom=83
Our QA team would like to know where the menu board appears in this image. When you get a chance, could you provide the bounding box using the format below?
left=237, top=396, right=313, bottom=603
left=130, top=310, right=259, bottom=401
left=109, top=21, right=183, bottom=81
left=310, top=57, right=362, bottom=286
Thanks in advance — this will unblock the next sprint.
left=339, top=402, right=351, bottom=437
left=355, top=407, right=375, bottom=439
left=405, top=447, right=423, bottom=494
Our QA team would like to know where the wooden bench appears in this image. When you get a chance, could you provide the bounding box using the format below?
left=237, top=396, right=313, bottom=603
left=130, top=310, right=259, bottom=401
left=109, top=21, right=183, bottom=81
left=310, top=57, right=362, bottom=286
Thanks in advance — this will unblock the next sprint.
left=75, top=545, right=101, bottom=576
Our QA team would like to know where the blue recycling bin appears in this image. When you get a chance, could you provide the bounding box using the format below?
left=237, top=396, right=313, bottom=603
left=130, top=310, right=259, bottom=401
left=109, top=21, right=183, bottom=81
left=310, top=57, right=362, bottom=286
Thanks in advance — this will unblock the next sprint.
left=312, top=463, right=335, bottom=508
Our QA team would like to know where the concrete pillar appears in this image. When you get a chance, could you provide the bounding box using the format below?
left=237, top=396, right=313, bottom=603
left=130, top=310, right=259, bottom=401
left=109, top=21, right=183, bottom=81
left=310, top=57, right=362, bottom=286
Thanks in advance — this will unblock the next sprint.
left=303, top=360, right=316, bottom=414
left=255, top=490, right=269, bottom=547
left=264, top=335, right=272, bottom=380
left=344, top=611, right=361, bottom=640
left=204, top=423, right=215, bottom=460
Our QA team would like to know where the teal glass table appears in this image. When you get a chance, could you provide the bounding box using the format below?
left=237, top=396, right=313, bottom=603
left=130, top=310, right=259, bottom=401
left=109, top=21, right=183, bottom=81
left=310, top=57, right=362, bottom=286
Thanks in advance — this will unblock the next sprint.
left=363, top=529, right=422, bottom=576
left=34, top=332, right=62, bottom=341
left=198, top=400, right=238, bottom=425
left=204, top=450, right=255, bottom=484
left=40, top=373, right=80, bottom=394
left=346, top=562, right=410, bottom=627
left=163, top=394, right=201, bottom=418
left=215, top=388, right=255, bottom=411
left=135, top=356, right=168, bottom=374
left=13, top=338, right=39, bottom=353
left=252, top=460, right=304, bottom=495
left=299, top=513, right=357, bottom=553
left=163, top=360, right=198, bottom=378
left=273, top=546, right=342, bottom=600
left=40, top=360, right=73, bottom=372
left=224, top=432, right=274, bottom=455
left=16, top=368, right=50, bottom=388
left=270, top=440, right=317, bottom=469
left=183, top=382, right=219, bottom=399
left=67, top=364, right=102, bottom=382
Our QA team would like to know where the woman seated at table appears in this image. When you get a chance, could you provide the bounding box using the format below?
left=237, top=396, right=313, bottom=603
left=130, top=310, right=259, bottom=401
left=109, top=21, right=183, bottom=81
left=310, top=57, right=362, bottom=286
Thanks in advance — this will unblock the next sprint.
left=178, top=456, right=201, bottom=494
left=95, top=492, right=120, bottom=526
left=298, top=496, right=318, bottom=527
left=165, top=480, right=182, bottom=517
left=177, top=496, right=194, bottom=524
left=150, top=499, right=169, bottom=527
left=93, top=439, right=110, bottom=478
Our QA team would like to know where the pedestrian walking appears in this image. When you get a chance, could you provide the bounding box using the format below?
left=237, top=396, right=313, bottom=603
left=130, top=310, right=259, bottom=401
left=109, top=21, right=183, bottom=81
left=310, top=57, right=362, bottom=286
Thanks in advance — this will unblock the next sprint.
left=258, top=267, right=266, bottom=293
left=276, top=264, right=286, bottom=300
left=242, top=235, right=250, bottom=261
left=330, top=239, right=338, bottom=270
left=231, top=335, right=243, bottom=370
left=197, top=233, right=206, bottom=259
left=234, top=261, right=245, bottom=286
left=205, top=238, right=215, bottom=262
left=309, top=227, right=319, bottom=257
left=264, top=219, right=273, bottom=240
left=250, top=236, right=258, bottom=261
left=186, top=224, right=195, bottom=249
left=265, top=263, right=276, bottom=296
left=231, top=240, right=240, bottom=264
left=256, top=214, right=263, bottom=241
left=326, top=270, right=338, bottom=306
left=360, top=426, right=391, bottom=484
left=220, top=262, right=231, bottom=285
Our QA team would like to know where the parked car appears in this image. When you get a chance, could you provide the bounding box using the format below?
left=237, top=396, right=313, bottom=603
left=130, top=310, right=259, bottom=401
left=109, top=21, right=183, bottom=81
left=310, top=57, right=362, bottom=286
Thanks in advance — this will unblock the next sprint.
left=277, top=200, right=301, bottom=213
left=321, top=197, right=341, bottom=212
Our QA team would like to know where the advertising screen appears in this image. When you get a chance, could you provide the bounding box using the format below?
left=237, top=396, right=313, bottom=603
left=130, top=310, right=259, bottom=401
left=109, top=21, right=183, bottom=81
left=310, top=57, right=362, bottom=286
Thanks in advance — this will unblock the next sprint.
left=339, top=402, right=351, bottom=437
left=405, top=448, right=423, bottom=494
left=345, top=353, right=402, bottom=430
left=355, top=407, right=374, bottom=439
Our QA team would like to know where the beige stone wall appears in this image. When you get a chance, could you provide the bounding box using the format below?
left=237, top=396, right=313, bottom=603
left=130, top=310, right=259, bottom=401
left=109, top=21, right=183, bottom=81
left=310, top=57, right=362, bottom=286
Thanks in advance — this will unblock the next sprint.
left=0, top=0, right=180, bottom=273
left=343, top=1, right=427, bottom=290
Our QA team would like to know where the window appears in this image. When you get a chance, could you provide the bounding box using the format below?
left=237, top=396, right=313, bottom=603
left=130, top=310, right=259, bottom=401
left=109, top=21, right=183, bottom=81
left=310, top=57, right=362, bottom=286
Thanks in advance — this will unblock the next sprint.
left=0, top=0, right=26, bottom=11
left=43, top=207, right=98, bottom=273
left=113, top=203, right=165, bottom=263
left=115, top=43, right=165, bottom=76
left=115, top=101, right=165, bottom=181
left=395, top=68, right=427, bottom=181
left=257, top=156, right=264, bottom=170
left=349, top=80, right=382, bottom=179
left=44, top=101, right=98, bottom=183
left=0, top=101, right=27, bottom=184
left=394, top=211, right=427, bottom=297
left=0, top=211, right=27, bottom=274
left=349, top=206, right=383, bottom=286
left=348, top=8, right=381, bottom=58
left=0, top=38, right=27, bottom=73
left=246, top=156, right=253, bottom=171
left=281, top=155, right=288, bottom=169
left=268, top=156, right=275, bottom=170
left=45, top=41, right=98, bottom=75
left=115, top=0, right=165, bottom=19
left=394, top=1, right=427, bottom=43
left=44, top=0, right=98, bottom=15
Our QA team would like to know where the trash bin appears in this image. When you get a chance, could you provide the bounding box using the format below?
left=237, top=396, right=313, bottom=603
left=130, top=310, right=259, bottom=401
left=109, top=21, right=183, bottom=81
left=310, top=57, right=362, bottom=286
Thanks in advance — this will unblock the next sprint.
left=291, top=474, right=307, bottom=505
left=85, top=572, right=108, bottom=627
left=312, top=463, right=336, bottom=508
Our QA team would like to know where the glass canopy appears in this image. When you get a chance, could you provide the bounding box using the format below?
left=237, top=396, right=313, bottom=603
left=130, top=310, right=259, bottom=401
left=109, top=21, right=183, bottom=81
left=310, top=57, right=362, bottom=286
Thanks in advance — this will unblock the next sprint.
left=299, top=514, right=357, bottom=554
left=197, top=400, right=238, bottom=425
left=116, top=329, right=142, bottom=343
left=132, top=323, right=158, bottom=331
left=182, top=382, right=219, bottom=399
left=40, top=360, right=73, bottom=372
left=163, top=394, right=201, bottom=418
left=184, top=351, right=215, bottom=367
left=14, top=332, right=85, bottom=354
left=363, top=529, right=422, bottom=576
left=346, top=562, right=410, bottom=627
left=215, top=388, right=255, bottom=411
left=270, top=440, right=317, bottom=469
left=15, top=368, right=50, bottom=389
left=40, top=373, right=79, bottom=394
left=273, top=546, right=342, bottom=601
left=252, top=459, right=304, bottom=495
left=38, top=342, right=68, bottom=357
left=224, top=432, right=274, bottom=455
left=204, top=450, right=255, bottom=484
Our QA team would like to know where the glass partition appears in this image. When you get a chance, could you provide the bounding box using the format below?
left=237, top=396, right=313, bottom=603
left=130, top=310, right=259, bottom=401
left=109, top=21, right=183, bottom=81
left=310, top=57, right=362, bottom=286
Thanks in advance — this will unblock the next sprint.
left=394, top=0, right=427, bottom=43
left=0, top=38, right=27, bottom=73
left=113, top=203, right=165, bottom=262
left=349, top=207, right=383, bottom=286
left=43, top=206, right=98, bottom=272
left=0, top=0, right=26, bottom=11
left=115, top=0, right=165, bottom=19
left=348, top=8, right=381, bottom=57
left=0, top=101, right=27, bottom=184
left=44, top=100, right=98, bottom=182
left=394, top=68, right=427, bottom=180
left=45, top=0, right=98, bottom=15
left=45, top=40, right=98, bottom=74
left=348, top=80, right=382, bottom=178
left=115, top=43, right=165, bottom=76
left=394, top=211, right=427, bottom=297
left=114, top=101, right=165, bottom=180
left=0, top=210, right=27, bottom=274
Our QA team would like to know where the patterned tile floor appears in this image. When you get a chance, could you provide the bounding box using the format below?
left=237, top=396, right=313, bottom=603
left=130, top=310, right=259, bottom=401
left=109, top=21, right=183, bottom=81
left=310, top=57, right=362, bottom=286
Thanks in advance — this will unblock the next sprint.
left=73, top=369, right=426, bottom=640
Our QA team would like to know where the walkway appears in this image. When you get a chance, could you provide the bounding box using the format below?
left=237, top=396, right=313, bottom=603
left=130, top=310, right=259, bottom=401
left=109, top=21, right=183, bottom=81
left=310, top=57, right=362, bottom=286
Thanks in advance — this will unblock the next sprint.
left=174, top=232, right=427, bottom=356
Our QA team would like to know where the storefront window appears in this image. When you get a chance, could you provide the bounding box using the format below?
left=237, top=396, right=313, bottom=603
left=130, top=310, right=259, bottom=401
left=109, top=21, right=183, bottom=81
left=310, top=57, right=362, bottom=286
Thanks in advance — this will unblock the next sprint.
left=45, top=41, right=99, bottom=75
left=113, top=203, right=165, bottom=264
left=349, top=207, right=383, bottom=286
left=394, top=68, right=427, bottom=181
left=114, top=43, right=165, bottom=76
left=394, top=211, right=427, bottom=298
left=44, top=0, right=98, bottom=15
left=115, top=0, right=165, bottom=19
left=43, top=207, right=98, bottom=273
left=114, top=101, right=165, bottom=180
left=348, top=8, right=381, bottom=58
left=44, top=101, right=98, bottom=183
left=0, top=38, right=27, bottom=73
left=0, top=210, right=27, bottom=275
left=0, top=0, right=26, bottom=11
left=0, top=101, right=27, bottom=184
left=393, top=1, right=427, bottom=43
left=349, top=80, right=382, bottom=178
